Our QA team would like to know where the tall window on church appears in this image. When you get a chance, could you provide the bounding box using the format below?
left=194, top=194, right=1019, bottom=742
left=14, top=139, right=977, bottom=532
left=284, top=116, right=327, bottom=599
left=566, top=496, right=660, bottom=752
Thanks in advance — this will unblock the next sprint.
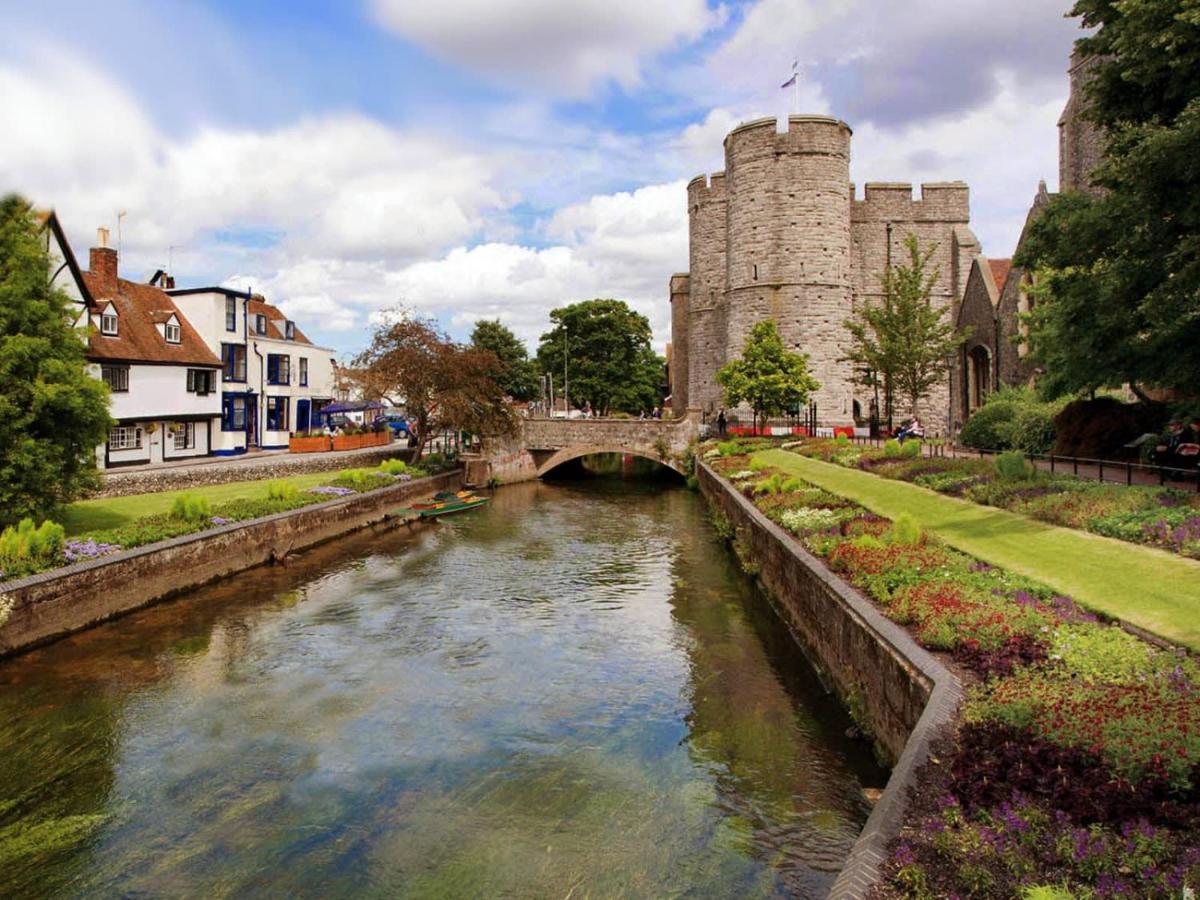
left=752, top=264, right=759, bottom=281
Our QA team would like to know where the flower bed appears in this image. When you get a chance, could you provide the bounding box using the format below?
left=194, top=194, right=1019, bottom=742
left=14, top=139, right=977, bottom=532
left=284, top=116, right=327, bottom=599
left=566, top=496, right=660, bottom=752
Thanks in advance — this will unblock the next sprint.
left=789, top=437, right=1200, bottom=559
left=706, top=438, right=1199, bottom=898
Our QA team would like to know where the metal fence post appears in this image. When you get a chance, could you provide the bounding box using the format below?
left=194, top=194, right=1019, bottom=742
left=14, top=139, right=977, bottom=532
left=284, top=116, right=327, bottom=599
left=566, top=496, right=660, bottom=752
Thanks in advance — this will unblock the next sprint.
left=1099, top=460, right=1104, bottom=483
left=1126, top=461, right=1132, bottom=486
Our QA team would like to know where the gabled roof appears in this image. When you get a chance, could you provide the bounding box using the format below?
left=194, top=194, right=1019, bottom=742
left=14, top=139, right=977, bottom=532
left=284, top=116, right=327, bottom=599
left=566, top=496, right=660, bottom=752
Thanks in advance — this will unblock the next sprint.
left=37, top=210, right=95, bottom=308
left=82, top=274, right=222, bottom=367
left=247, top=297, right=312, bottom=345
left=988, top=259, right=1012, bottom=294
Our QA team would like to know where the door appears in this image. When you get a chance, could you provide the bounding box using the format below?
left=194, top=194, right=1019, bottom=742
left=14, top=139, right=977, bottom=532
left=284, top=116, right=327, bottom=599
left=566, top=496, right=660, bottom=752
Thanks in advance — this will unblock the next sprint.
left=247, top=397, right=259, bottom=448
left=296, top=399, right=311, bottom=433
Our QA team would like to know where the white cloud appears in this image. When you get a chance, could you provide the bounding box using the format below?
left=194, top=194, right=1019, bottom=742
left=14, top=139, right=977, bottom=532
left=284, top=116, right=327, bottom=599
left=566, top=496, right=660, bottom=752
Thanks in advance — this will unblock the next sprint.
left=368, top=0, right=723, bottom=97
left=0, top=47, right=504, bottom=278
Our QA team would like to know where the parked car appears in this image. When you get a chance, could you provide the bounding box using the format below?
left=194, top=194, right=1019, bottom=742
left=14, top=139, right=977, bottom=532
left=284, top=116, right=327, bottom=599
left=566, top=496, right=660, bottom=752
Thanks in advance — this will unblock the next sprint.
left=380, top=413, right=411, bottom=437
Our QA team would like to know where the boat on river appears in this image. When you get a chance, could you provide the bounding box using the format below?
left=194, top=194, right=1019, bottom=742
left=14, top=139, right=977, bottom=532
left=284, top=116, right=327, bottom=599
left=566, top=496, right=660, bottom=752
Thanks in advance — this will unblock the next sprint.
left=396, top=490, right=490, bottom=519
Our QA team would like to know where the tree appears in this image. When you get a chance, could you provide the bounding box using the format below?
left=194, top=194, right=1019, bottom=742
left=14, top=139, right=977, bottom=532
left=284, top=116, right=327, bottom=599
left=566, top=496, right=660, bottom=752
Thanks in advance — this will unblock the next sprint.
left=1015, top=1, right=1200, bottom=400
left=470, top=319, right=539, bottom=401
left=354, top=309, right=515, bottom=460
left=536, top=299, right=664, bottom=416
left=0, top=195, right=111, bottom=526
left=842, top=234, right=965, bottom=419
left=716, top=320, right=820, bottom=432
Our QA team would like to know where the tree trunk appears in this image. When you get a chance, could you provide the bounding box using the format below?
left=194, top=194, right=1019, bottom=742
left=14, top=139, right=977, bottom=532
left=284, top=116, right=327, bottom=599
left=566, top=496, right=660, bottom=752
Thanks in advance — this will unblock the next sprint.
left=1128, top=382, right=1153, bottom=405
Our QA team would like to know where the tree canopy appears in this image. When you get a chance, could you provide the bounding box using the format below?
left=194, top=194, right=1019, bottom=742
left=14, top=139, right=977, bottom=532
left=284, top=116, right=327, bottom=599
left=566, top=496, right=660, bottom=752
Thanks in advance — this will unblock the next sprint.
left=536, top=299, right=664, bottom=416
left=354, top=309, right=515, bottom=460
left=0, top=195, right=111, bottom=526
left=1015, top=0, right=1200, bottom=400
left=842, top=234, right=965, bottom=419
left=716, top=320, right=819, bottom=431
left=470, top=319, right=539, bottom=402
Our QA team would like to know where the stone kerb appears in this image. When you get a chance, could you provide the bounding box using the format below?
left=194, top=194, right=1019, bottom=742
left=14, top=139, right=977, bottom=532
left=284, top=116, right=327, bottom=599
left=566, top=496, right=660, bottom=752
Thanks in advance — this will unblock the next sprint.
left=697, top=462, right=961, bottom=898
left=0, top=470, right=462, bottom=658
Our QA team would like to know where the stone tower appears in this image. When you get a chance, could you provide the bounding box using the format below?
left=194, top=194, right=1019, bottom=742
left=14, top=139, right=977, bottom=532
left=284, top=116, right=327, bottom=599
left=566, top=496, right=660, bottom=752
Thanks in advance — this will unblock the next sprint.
left=671, top=114, right=980, bottom=433
left=1059, top=49, right=1105, bottom=196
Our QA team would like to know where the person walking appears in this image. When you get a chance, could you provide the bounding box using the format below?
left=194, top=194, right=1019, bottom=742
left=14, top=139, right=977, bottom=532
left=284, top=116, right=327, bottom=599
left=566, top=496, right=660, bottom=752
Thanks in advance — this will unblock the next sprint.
left=717, top=408, right=728, bottom=438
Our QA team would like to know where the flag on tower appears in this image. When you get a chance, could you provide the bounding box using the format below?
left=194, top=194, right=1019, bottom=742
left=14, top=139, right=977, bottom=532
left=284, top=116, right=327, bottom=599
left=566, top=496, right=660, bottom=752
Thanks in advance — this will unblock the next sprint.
left=780, top=60, right=799, bottom=89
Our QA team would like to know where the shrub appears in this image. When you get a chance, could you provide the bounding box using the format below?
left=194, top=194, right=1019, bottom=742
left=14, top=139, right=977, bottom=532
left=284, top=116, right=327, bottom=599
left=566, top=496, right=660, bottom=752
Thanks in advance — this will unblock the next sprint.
left=748, top=457, right=769, bottom=472
left=1010, top=404, right=1058, bottom=455
left=266, top=481, right=299, bottom=502
left=959, top=397, right=1022, bottom=450
left=883, top=438, right=904, bottom=458
left=994, top=450, right=1035, bottom=481
left=717, top=440, right=739, bottom=457
left=378, top=459, right=408, bottom=475
left=889, top=512, right=923, bottom=545
left=0, top=518, right=66, bottom=577
left=331, top=469, right=393, bottom=492
left=170, top=494, right=211, bottom=523
left=834, top=434, right=851, bottom=446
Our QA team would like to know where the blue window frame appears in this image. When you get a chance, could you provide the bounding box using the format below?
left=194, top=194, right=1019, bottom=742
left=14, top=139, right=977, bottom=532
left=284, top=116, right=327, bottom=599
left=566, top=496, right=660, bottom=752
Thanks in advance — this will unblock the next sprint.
left=222, top=343, right=247, bottom=382
left=221, top=393, right=247, bottom=431
left=265, top=396, right=289, bottom=432
left=267, top=353, right=290, bottom=385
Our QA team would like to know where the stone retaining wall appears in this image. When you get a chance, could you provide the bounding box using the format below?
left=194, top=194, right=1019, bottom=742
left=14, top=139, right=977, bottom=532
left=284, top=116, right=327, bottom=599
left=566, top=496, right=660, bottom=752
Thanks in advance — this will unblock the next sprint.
left=96, top=445, right=413, bottom=498
left=698, top=462, right=961, bottom=898
left=0, top=470, right=460, bottom=658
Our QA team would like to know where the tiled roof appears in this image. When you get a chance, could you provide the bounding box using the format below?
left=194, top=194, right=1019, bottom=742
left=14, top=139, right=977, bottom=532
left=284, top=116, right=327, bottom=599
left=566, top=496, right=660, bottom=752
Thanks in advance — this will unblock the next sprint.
left=82, top=273, right=222, bottom=367
left=247, top=298, right=312, bottom=345
left=988, top=259, right=1012, bottom=294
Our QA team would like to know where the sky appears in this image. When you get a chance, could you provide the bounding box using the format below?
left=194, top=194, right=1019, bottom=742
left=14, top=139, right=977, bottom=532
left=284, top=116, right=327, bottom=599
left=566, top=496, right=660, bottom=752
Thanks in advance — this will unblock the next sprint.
left=1, top=0, right=1083, bottom=360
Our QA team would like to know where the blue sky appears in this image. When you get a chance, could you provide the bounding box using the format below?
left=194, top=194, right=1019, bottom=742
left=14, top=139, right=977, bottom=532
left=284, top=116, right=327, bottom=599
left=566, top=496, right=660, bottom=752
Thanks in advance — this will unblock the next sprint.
left=1, top=0, right=1082, bottom=358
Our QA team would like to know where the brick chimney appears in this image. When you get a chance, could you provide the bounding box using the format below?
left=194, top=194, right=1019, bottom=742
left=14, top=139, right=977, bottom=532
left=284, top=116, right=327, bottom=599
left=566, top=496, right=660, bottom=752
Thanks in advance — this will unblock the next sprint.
left=89, top=227, right=118, bottom=293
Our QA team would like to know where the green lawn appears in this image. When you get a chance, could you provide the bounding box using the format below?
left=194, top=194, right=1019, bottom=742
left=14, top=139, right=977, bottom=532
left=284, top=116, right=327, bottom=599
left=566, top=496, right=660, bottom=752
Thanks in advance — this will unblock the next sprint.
left=755, top=449, right=1200, bottom=652
left=62, top=471, right=348, bottom=535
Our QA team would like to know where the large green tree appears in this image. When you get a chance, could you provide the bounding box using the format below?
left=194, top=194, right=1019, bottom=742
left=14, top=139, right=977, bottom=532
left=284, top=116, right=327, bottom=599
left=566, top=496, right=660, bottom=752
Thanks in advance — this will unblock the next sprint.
left=470, top=319, right=539, bottom=401
left=716, top=320, right=820, bottom=432
left=536, top=299, right=664, bottom=416
left=0, top=195, right=111, bottom=525
left=842, top=234, right=965, bottom=419
left=1015, top=0, right=1200, bottom=400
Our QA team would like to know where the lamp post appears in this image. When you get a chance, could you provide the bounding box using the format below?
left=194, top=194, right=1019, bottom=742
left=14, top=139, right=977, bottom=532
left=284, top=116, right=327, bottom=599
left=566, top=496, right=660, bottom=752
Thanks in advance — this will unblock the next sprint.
left=563, top=323, right=569, bottom=418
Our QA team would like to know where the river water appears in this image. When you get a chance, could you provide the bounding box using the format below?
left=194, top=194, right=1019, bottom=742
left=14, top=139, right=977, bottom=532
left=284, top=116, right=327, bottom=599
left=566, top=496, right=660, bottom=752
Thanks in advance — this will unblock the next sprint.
left=0, top=471, right=886, bottom=898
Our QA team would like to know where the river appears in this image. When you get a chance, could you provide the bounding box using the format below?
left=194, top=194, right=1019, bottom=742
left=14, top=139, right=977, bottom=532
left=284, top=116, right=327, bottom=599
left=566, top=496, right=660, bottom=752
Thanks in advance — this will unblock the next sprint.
left=0, top=469, right=886, bottom=898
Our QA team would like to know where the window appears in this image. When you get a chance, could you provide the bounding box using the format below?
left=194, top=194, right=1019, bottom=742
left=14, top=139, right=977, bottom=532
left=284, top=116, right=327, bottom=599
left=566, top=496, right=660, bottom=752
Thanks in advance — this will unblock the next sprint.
left=225, top=297, right=237, bottom=331
left=285, top=321, right=295, bottom=341
left=100, top=310, right=118, bottom=335
left=299, top=357, right=308, bottom=387
left=265, top=396, right=289, bottom=432
left=101, top=365, right=129, bottom=393
left=221, top=394, right=247, bottom=431
left=172, top=421, right=195, bottom=450
left=221, top=343, right=247, bottom=382
left=267, top=354, right=290, bottom=385
left=108, top=425, right=142, bottom=450
left=187, top=369, right=213, bottom=394
left=165, top=321, right=181, bottom=343
left=255, top=313, right=267, bottom=335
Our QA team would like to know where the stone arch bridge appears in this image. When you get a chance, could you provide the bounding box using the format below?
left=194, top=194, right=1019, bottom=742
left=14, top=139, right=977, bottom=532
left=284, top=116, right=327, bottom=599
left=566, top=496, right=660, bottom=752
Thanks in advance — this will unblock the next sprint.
left=470, top=414, right=701, bottom=484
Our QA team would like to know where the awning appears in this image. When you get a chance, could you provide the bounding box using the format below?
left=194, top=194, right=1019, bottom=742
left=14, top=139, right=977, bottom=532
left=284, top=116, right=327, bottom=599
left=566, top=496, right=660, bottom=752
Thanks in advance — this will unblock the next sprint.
left=322, top=400, right=387, bottom=414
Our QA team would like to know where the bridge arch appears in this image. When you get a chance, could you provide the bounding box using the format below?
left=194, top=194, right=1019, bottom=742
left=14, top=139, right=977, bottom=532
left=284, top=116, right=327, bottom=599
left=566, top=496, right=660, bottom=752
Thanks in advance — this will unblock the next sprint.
left=534, top=443, right=687, bottom=478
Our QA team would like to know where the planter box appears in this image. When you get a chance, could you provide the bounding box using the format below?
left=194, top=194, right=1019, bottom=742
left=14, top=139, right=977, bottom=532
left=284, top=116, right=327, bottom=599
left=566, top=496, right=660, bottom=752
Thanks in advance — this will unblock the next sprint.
left=331, top=431, right=390, bottom=451
left=289, top=435, right=332, bottom=453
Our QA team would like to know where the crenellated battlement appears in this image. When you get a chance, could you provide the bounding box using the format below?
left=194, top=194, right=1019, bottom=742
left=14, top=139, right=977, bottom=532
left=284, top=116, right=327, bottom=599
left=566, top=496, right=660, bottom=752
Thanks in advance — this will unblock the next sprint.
left=687, top=171, right=727, bottom=205
left=851, top=181, right=970, bottom=223
left=724, top=115, right=852, bottom=163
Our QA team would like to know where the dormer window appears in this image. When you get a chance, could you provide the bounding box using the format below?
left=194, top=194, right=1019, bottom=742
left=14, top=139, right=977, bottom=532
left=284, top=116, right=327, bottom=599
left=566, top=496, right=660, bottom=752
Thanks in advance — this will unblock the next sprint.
left=165, top=321, right=181, bottom=343
left=255, top=314, right=267, bottom=335
left=285, top=321, right=295, bottom=341
left=100, top=310, right=118, bottom=335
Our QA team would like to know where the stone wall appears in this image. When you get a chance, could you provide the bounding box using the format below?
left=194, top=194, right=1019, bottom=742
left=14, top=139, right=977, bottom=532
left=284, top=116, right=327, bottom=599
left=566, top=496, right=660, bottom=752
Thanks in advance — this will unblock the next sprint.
left=669, top=273, right=690, bottom=416
left=0, top=470, right=460, bottom=657
left=697, top=462, right=961, bottom=898
left=95, top=444, right=411, bottom=498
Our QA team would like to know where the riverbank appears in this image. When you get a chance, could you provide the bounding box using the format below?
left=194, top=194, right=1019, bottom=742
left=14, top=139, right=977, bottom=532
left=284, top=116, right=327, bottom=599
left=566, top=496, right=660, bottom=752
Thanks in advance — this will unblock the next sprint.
left=0, top=470, right=461, bottom=658
left=704, top=437, right=1199, bottom=898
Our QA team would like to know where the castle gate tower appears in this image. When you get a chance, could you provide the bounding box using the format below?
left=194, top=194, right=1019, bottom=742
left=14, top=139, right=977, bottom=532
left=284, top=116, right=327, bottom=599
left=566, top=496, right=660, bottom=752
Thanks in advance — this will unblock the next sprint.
left=686, top=172, right=729, bottom=414
left=723, top=116, right=855, bottom=421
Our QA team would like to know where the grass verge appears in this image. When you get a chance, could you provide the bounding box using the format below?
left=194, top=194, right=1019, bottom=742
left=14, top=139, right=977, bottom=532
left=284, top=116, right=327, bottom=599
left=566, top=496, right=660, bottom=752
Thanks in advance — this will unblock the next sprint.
left=755, top=448, right=1200, bottom=651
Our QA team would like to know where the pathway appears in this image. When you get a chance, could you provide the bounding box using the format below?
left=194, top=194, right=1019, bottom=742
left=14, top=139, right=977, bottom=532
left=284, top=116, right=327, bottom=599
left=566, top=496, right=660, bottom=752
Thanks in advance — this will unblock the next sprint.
left=756, top=449, right=1200, bottom=651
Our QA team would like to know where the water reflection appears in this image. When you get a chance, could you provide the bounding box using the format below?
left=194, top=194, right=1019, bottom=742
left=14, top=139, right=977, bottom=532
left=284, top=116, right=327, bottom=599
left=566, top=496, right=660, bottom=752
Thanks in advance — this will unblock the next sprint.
left=0, top=476, right=885, bottom=897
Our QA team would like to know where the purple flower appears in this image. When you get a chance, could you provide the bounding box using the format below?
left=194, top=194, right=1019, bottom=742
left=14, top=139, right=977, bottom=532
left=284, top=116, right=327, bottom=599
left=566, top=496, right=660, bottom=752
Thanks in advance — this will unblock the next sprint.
left=210, top=516, right=230, bottom=526
left=308, top=486, right=357, bottom=497
left=893, top=843, right=916, bottom=867
left=63, top=538, right=122, bottom=562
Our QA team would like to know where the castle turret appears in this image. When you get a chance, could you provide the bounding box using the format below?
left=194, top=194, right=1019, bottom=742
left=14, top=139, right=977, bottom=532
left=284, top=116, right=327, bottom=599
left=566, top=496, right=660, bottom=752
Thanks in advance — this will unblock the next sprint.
left=668, top=273, right=690, bottom=416
left=723, top=116, right=855, bottom=420
left=686, top=172, right=729, bottom=414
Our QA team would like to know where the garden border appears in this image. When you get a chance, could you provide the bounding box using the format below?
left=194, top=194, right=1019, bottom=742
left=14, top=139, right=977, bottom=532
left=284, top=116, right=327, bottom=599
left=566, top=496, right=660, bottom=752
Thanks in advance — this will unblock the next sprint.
left=698, top=462, right=962, bottom=899
left=0, top=470, right=462, bottom=658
